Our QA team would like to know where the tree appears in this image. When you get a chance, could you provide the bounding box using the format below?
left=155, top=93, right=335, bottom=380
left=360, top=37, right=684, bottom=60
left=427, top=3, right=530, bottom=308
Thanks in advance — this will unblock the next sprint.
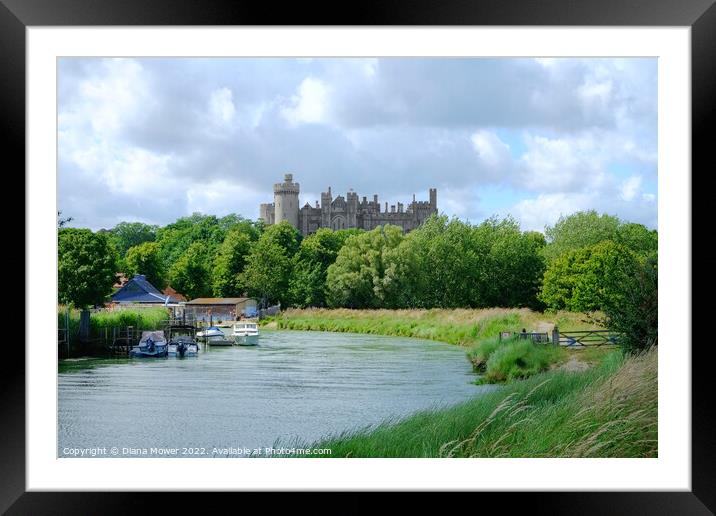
left=326, top=225, right=404, bottom=308
left=168, top=242, right=212, bottom=300
left=58, top=228, right=117, bottom=307
left=288, top=228, right=360, bottom=307
left=260, top=221, right=302, bottom=258
left=212, top=229, right=252, bottom=297
left=483, top=226, right=546, bottom=308
left=602, top=252, right=657, bottom=353
left=539, top=240, right=642, bottom=312
left=543, top=211, right=622, bottom=262
left=239, top=238, right=292, bottom=307
left=124, top=242, right=166, bottom=289
left=107, top=222, right=158, bottom=256
left=615, top=222, right=658, bottom=257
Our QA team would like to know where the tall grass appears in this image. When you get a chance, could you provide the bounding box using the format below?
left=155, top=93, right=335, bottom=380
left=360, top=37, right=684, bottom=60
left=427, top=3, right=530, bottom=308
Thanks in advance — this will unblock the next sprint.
left=272, top=308, right=600, bottom=347
left=480, top=339, right=565, bottom=383
left=299, top=347, right=655, bottom=458
left=58, top=306, right=169, bottom=351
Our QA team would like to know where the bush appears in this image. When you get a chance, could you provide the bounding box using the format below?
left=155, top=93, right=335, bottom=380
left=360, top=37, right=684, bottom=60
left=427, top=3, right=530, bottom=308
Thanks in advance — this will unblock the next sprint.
left=482, top=339, right=562, bottom=383
left=603, top=253, right=658, bottom=353
left=467, top=336, right=508, bottom=371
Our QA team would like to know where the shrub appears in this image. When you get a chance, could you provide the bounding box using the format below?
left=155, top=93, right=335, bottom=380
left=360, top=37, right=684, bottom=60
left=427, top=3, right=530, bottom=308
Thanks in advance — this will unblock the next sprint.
left=482, top=339, right=562, bottom=383
left=467, top=336, right=509, bottom=371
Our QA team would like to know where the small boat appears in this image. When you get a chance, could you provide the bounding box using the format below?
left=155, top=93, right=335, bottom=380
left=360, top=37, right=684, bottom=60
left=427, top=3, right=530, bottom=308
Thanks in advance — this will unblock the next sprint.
left=130, top=331, right=168, bottom=358
left=233, top=321, right=259, bottom=346
left=197, top=326, right=233, bottom=346
left=167, top=324, right=200, bottom=357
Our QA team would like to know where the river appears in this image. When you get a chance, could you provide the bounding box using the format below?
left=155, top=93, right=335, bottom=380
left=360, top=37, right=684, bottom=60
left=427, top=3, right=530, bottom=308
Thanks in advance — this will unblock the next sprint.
left=58, top=330, right=493, bottom=457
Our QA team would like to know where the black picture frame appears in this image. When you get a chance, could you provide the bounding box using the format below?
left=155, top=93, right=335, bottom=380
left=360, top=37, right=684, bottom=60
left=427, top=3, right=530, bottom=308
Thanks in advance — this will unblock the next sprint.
left=4, top=0, right=714, bottom=512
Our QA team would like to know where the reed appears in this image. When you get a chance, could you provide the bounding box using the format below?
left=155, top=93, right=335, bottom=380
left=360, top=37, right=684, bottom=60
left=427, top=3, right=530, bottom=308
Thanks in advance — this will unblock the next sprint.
left=272, top=307, right=599, bottom=347
left=300, top=347, right=656, bottom=458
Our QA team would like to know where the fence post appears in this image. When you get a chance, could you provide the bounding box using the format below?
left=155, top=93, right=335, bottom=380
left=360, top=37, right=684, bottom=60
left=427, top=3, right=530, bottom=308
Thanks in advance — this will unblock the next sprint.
left=552, top=326, right=560, bottom=346
left=79, top=309, right=90, bottom=343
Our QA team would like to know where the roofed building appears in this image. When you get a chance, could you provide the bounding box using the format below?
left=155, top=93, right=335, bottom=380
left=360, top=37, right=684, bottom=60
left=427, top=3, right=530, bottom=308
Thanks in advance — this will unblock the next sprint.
left=110, top=274, right=183, bottom=306
left=183, top=297, right=258, bottom=322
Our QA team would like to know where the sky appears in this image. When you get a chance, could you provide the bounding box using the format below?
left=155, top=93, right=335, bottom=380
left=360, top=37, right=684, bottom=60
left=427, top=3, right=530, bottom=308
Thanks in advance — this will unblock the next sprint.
left=58, top=57, right=657, bottom=233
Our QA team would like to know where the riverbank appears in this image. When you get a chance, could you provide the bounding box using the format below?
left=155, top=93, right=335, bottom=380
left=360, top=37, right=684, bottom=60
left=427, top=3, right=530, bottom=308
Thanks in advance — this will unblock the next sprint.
left=265, top=307, right=601, bottom=346
left=301, top=346, right=656, bottom=458
left=265, top=308, right=612, bottom=382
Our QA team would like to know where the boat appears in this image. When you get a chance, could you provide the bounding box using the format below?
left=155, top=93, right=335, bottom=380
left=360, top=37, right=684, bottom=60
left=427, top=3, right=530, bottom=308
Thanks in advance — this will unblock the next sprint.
left=233, top=320, right=259, bottom=346
left=129, top=330, right=168, bottom=358
left=167, top=324, right=200, bottom=357
left=197, top=326, right=233, bottom=346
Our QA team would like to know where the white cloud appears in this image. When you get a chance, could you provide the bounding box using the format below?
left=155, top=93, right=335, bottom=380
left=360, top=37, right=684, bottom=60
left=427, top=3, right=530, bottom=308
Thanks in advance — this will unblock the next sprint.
left=471, top=130, right=511, bottom=169
left=281, top=77, right=331, bottom=126
left=57, top=57, right=657, bottom=231
left=208, top=87, right=236, bottom=125
left=620, top=175, right=642, bottom=201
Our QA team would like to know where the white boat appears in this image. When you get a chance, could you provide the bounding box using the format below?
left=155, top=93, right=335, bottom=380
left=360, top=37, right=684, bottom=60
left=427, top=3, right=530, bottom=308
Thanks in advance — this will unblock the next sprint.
left=233, top=321, right=259, bottom=346
left=130, top=331, right=168, bottom=358
left=197, top=326, right=233, bottom=346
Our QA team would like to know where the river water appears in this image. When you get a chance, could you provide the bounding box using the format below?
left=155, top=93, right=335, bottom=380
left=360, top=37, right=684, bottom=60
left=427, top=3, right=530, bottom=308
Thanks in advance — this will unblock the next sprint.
left=58, top=330, right=492, bottom=457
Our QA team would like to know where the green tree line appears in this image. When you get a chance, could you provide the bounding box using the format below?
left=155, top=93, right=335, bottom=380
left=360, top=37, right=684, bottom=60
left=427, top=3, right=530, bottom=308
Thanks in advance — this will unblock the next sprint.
left=59, top=209, right=657, bottom=350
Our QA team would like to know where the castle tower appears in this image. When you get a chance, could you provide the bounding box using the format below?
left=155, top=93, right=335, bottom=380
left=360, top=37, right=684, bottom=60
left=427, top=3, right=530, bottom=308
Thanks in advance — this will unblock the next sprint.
left=429, top=188, right=437, bottom=210
left=347, top=190, right=359, bottom=227
left=274, top=173, right=300, bottom=229
left=321, top=186, right=332, bottom=228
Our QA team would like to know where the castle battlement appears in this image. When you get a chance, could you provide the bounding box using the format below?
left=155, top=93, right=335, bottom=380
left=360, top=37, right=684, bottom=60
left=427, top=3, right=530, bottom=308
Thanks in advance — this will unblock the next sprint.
left=259, top=174, right=437, bottom=235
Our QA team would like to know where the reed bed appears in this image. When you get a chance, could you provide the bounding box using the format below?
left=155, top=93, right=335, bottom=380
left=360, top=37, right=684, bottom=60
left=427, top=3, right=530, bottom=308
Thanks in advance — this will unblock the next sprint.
left=301, top=347, right=656, bottom=458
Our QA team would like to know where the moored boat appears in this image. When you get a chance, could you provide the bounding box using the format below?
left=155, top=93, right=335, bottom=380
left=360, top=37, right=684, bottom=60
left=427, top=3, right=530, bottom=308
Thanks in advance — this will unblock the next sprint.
left=130, top=331, right=168, bottom=358
left=197, top=326, right=233, bottom=346
left=167, top=324, right=200, bottom=357
left=233, top=321, right=259, bottom=346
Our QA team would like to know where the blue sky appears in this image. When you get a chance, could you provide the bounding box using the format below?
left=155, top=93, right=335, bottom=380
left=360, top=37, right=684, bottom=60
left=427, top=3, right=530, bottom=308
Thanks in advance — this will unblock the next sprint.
left=58, top=57, right=657, bottom=232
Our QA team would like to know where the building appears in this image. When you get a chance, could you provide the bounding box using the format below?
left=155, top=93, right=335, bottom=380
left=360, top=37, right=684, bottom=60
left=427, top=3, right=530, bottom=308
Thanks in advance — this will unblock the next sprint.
left=259, top=173, right=437, bottom=235
left=110, top=274, right=183, bottom=306
left=183, top=297, right=258, bottom=323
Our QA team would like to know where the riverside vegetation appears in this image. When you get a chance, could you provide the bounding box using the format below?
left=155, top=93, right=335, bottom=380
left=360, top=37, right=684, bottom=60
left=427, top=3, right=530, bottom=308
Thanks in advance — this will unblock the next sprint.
left=58, top=209, right=658, bottom=457
left=300, top=346, right=657, bottom=458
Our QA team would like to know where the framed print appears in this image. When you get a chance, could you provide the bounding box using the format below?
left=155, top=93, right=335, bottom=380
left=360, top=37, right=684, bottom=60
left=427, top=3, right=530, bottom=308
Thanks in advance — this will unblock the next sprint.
left=4, top=0, right=715, bottom=512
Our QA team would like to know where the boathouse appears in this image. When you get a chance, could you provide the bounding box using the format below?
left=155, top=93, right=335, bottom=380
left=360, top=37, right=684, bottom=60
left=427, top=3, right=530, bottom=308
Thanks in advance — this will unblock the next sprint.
left=183, top=297, right=258, bottom=323
left=110, top=274, right=183, bottom=306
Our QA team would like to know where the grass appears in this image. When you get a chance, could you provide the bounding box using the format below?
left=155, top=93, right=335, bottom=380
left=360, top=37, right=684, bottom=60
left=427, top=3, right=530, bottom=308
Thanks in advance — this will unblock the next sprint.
left=297, top=346, right=656, bottom=458
left=480, top=338, right=565, bottom=384
left=270, top=307, right=601, bottom=347
left=58, top=305, right=170, bottom=354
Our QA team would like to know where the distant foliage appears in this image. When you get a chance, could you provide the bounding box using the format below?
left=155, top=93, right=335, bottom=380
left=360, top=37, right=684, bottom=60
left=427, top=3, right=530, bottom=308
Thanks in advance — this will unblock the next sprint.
left=539, top=241, right=642, bottom=312
left=168, top=241, right=212, bottom=300
left=326, top=225, right=405, bottom=308
left=212, top=229, right=252, bottom=297
left=288, top=228, right=361, bottom=307
left=329, top=215, right=547, bottom=309
left=543, top=210, right=656, bottom=262
left=58, top=228, right=118, bottom=308
left=124, top=242, right=166, bottom=289
left=59, top=210, right=657, bottom=332
left=106, top=222, right=158, bottom=256
left=239, top=222, right=302, bottom=306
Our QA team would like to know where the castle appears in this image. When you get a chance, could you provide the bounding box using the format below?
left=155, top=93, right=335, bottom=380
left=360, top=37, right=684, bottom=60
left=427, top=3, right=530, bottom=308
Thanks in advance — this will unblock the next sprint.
left=259, top=174, right=437, bottom=236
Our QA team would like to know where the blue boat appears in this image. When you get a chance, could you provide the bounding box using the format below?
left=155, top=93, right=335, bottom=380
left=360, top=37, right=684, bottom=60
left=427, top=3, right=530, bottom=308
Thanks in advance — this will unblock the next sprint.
left=129, top=331, right=168, bottom=358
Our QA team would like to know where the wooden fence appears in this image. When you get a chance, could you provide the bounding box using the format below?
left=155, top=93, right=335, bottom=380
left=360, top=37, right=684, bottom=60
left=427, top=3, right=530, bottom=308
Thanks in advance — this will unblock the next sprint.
left=551, top=327, right=621, bottom=347
left=497, top=327, right=621, bottom=347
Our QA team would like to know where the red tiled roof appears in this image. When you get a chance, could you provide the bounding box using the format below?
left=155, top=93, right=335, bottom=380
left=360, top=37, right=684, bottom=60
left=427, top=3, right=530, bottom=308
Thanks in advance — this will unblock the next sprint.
left=163, top=286, right=187, bottom=302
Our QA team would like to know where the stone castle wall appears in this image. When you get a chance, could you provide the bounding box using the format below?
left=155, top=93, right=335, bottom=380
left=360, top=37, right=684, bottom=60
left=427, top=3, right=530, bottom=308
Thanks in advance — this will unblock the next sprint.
left=260, top=174, right=437, bottom=236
